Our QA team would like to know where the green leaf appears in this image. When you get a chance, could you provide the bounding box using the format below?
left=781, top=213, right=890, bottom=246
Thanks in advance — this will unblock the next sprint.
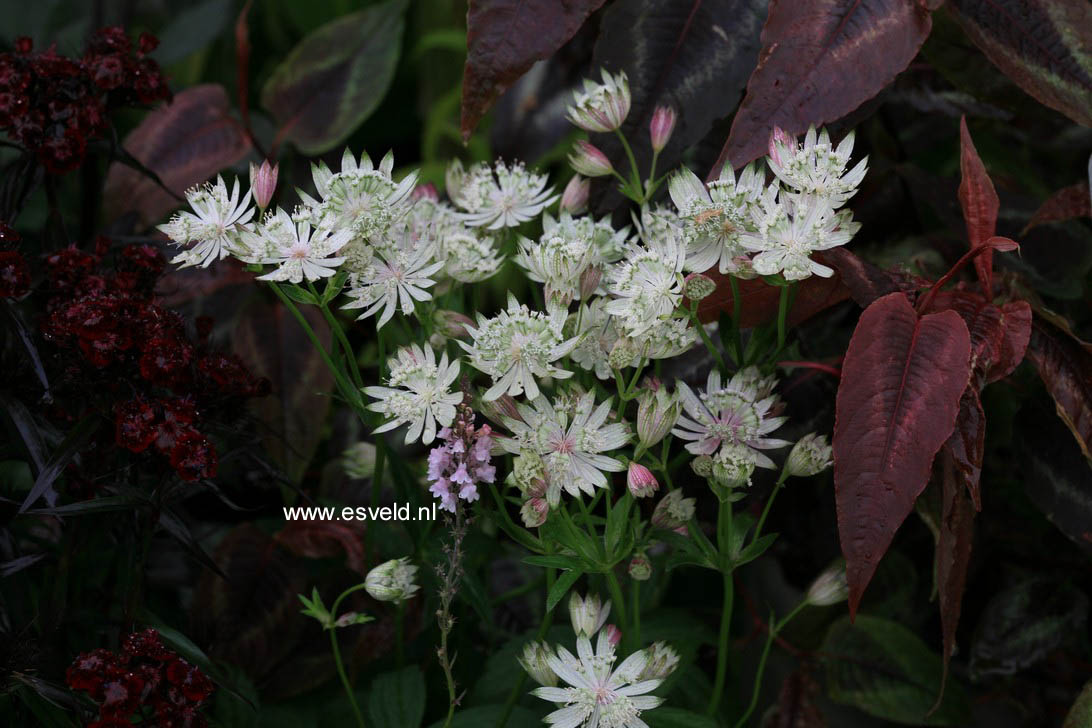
left=546, top=568, right=585, bottom=612
left=279, top=284, right=320, bottom=306
left=367, top=666, right=426, bottom=728
left=644, top=708, right=720, bottom=728
left=261, top=0, right=408, bottom=155
left=733, top=532, right=778, bottom=568
left=153, top=0, right=234, bottom=66
left=821, top=615, right=972, bottom=726
left=541, top=512, right=602, bottom=566
left=523, top=554, right=585, bottom=570
left=18, top=414, right=101, bottom=513
left=605, top=493, right=633, bottom=557
left=321, top=270, right=349, bottom=305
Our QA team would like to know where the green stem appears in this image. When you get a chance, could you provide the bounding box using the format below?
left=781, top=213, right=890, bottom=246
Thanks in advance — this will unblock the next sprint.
left=614, top=129, right=644, bottom=202
left=631, top=577, right=641, bottom=648
left=605, top=569, right=630, bottom=652
left=395, top=601, right=405, bottom=668
left=775, top=283, right=793, bottom=355
left=329, top=583, right=370, bottom=728
left=309, top=281, right=365, bottom=391
left=496, top=569, right=557, bottom=728
left=751, top=471, right=789, bottom=547
left=690, top=302, right=728, bottom=374
left=707, top=568, right=735, bottom=717
left=732, top=601, right=807, bottom=728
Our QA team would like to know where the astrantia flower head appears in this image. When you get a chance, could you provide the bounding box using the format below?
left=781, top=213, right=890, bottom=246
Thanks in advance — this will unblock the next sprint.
left=439, top=230, right=504, bottom=283
left=531, top=629, right=665, bottom=728
left=158, top=175, right=254, bottom=269
left=605, top=232, right=686, bottom=337
left=786, top=432, right=833, bottom=478
left=673, top=368, right=790, bottom=470
left=742, top=195, right=860, bottom=280
left=364, top=557, right=419, bottom=603
left=637, top=386, right=681, bottom=448
left=651, top=489, right=695, bottom=530
left=569, top=298, right=620, bottom=380
left=254, top=208, right=351, bottom=283
left=519, top=641, right=558, bottom=687
left=363, top=343, right=461, bottom=445
left=515, top=232, right=595, bottom=304
left=767, top=125, right=867, bottom=205
left=461, top=294, right=578, bottom=401
left=544, top=211, right=629, bottom=269
left=446, top=159, right=558, bottom=229
left=305, top=149, right=417, bottom=241
left=668, top=163, right=770, bottom=274
left=567, top=69, right=631, bottom=133
left=341, top=235, right=443, bottom=328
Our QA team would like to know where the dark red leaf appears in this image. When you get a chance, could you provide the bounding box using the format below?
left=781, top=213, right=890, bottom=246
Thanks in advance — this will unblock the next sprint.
left=1026, top=314, right=1092, bottom=459
left=834, top=292, right=971, bottom=617
left=944, top=387, right=986, bottom=510
left=821, top=246, right=924, bottom=307
left=957, top=117, right=999, bottom=293
left=924, top=290, right=1031, bottom=384
left=771, top=670, right=828, bottom=728
left=696, top=255, right=850, bottom=327
left=935, top=447, right=976, bottom=694
left=104, top=84, right=251, bottom=226
left=711, top=0, right=934, bottom=175
left=274, top=519, right=367, bottom=575
left=460, top=0, right=607, bottom=141
left=1023, top=182, right=1091, bottom=235
left=949, top=0, right=1092, bottom=127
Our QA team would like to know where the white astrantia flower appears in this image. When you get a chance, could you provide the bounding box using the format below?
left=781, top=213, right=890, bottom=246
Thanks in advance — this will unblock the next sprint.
left=604, top=230, right=686, bottom=337
left=515, top=232, right=595, bottom=304
left=499, top=390, right=629, bottom=504
left=438, top=230, right=504, bottom=283
left=341, top=234, right=443, bottom=328
left=569, top=298, right=620, bottom=380
left=302, top=149, right=417, bottom=242
left=254, top=208, right=352, bottom=283
left=741, top=195, right=860, bottom=280
left=628, top=317, right=697, bottom=360
left=542, top=211, right=629, bottom=269
left=461, top=294, right=578, bottom=401
left=531, top=629, right=664, bottom=728
left=668, top=163, right=771, bottom=275
left=767, top=125, right=867, bottom=205
left=363, top=343, right=462, bottom=445
left=672, top=368, right=791, bottom=484
left=158, top=176, right=254, bottom=269
left=566, top=69, right=632, bottom=133
left=446, top=159, right=558, bottom=229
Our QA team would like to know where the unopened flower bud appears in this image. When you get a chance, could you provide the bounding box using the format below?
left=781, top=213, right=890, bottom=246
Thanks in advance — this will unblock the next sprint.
left=520, top=491, right=549, bottom=527
left=627, top=462, right=659, bottom=498
left=711, top=444, right=755, bottom=489
left=604, top=624, right=622, bottom=647
left=518, top=641, right=557, bottom=686
left=567, top=69, right=631, bottom=133
left=651, top=489, right=695, bottom=530
left=569, top=592, right=611, bottom=636
left=569, top=140, right=613, bottom=177
left=364, top=557, right=419, bottom=603
left=768, top=126, right=794, bottom=167
left=433, top=309, right=475, bottom=339
left=560, top=175, right=590, bottom=214
left=785, top=432, right=833, bottom=478
left=638, top=641, right=680, bottom=680
left=342, top=441, right=377, bottom=479
left=683, top=273, right=716, bottom=301
left=637, top=387, right=680, bottom=448
left=649, top=106, right=676, bottom=153
left=628, top=553, right=652, bottom=581
left=609, top=337, right=637, bottom=370
left=579, top=265, right=602, bottom=300
left=412, top=182, right=439, bottom=201
left=805, top=562, right=849, bottom=607
left=481, top=394, right=522, bottom=426
left=690, top=454, right=713, bottom=479
left=249, top=160, right=278, bottom=211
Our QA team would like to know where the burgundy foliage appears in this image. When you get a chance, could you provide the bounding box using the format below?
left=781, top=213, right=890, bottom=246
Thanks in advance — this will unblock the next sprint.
left=1026, top=315, right=1092, bottom=459
left=1023, top=182, right=1092, bottom=234
left=66, top=629, right=214, bottom=728
left=0, top=28, right=169, bottom=173
left=957, top=117, right=1000, bottom=295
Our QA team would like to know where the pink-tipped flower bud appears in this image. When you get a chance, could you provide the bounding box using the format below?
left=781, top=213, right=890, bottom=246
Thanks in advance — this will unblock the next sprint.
left=249, top=160, right=278, bottom=211
left=579, top=265, right=603, bottom=300
left=636, top=387, right=680, bottom=448
left=628, top=553, right=652, bottom=581
left=768, top=126, right=794, bottom=167
left=683, top=272, right=716, bottom=301
left=560, top=175, right=590, bottom=215
left=412, top=182, right=439, bottom=201
left=604, top=624, right=622, bottom=647
left=569, top=140, right=614, bottom=177
left=433, top=309, right=476, bottom=339
left=627, top=462, right=659, bottom=498
left=649, top=106, right=676, bottom=153
left=569, top=592, right=611, bottom=636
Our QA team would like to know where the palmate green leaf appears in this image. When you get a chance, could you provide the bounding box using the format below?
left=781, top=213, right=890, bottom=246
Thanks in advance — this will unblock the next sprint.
left=367, top=666, right=426, bottom=728
left=261, top=0, right=409, bottom=155
left=821, top=615, right=972, bottom=726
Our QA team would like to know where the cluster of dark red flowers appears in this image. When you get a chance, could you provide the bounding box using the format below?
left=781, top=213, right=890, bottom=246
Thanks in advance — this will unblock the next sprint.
left=0, top=221, right=30, bottom=299
left=67, top=629, right=214, bottom=727
left=0, top=27, right=170, bottom=173
left=38, top=237, right=268, bottom=482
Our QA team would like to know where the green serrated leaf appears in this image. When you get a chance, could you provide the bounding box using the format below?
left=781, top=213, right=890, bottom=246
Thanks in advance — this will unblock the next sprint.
left=546, top=568, right=585, bottom=612
left=367, top=666, right=425, bottom=728
left=523, top=554, right=585, bottom=570
left=261, top=0, right=408, bottom=155
left=279, top=284, right=320, bottom=306
left=733, top=532, right=777, bottom=567
left=605, top=493, right=633, bottom=557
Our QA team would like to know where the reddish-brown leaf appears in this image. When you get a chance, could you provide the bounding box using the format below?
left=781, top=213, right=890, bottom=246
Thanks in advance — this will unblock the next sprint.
left=821, top=246, right=924, bottom=307
left=103, top=85, right=251, bottom=226
left=944, top=387, right=986, bottom=510
left=1023, top=182, right=1092, bottom=235
left=834, top=292, right=971, bottom=617
left=460, top=0, right=607, bottom=141
left=234, top=299, right=334, bottom=483
left=770, top=670, right=828, bottom=728
left=924, top=290, right=1031, bottom=384
left=711, top=0, right=933, bottom=175
left=696, top=256, right=850, bottom=327
left=949, top=0, right=1092, bottom=128
left=274, top=519, right=367, bottom=575
left=935, top=447, right=976, bottom=692
left=957, top=117, right=1000, bottom=294
left=1026, top=314, right=1092, bottom=459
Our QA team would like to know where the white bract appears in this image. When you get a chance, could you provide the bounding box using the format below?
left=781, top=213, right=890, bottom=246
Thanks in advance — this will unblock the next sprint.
left=447, top=159, right=558, bottom=229
left=605, top=232, right=686, bottom=337
left=303, top=149, right=417, bottom=241
left=364, top=344, right=462, bottom=445
left=255, top=209, right=351, bottom=283
left=158, top=176, right=254, bottom=268
left=341, top=236, right=444, bottom=328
